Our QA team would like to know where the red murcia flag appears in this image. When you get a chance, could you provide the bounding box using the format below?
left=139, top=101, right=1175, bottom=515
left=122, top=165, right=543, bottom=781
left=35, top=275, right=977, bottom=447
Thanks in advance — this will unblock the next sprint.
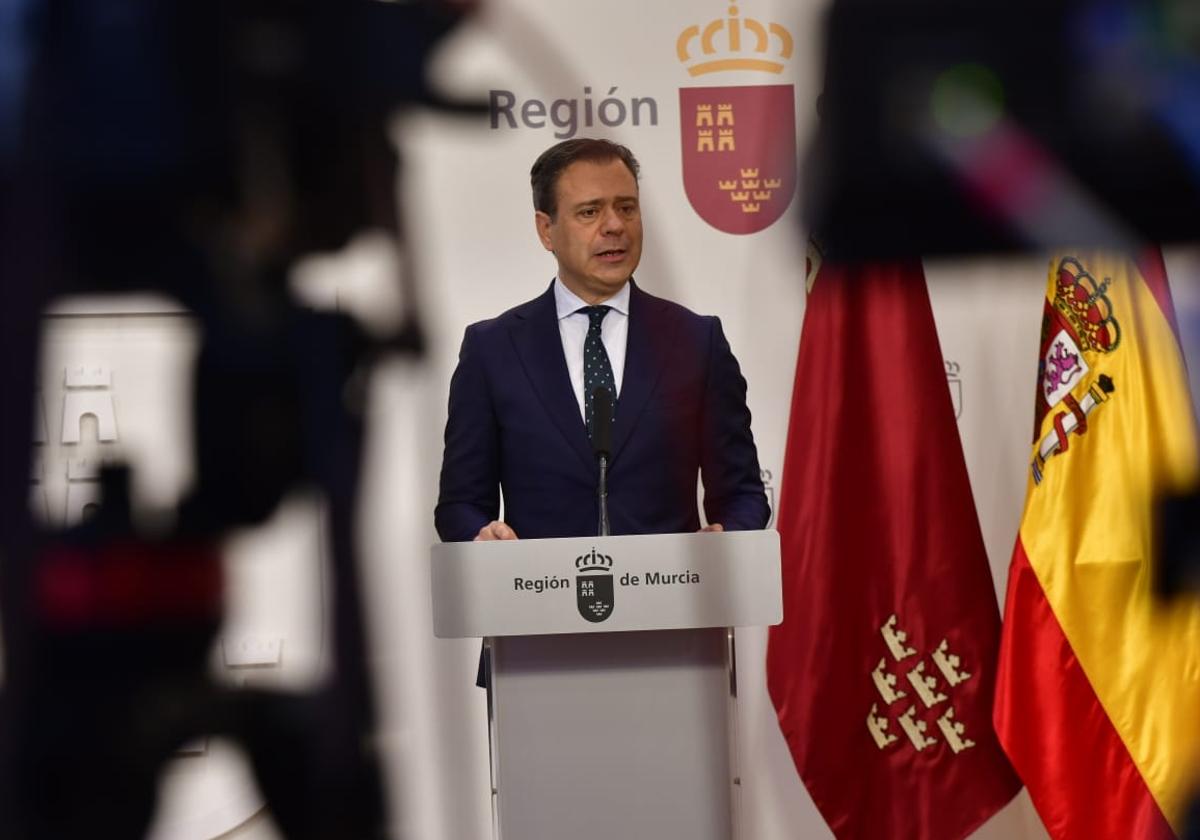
left=766, top=254, right=1022, bottom=839
left=678, top=84, right=796, bottom=235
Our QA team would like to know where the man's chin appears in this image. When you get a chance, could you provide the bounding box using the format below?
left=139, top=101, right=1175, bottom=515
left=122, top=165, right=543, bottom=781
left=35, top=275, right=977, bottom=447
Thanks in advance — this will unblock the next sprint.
left=565, top=270, right=635, bottom=302
left=592, top=274, right=632, bottom=294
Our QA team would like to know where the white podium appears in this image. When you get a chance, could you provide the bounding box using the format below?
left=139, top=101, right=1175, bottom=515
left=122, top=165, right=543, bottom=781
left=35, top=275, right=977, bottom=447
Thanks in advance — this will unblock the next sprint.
left=431, top=530, right=782, bottom=840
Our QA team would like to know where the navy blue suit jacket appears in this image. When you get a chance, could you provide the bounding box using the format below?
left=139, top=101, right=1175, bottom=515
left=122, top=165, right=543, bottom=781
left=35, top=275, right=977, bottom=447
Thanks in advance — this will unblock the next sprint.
left=435, top=280, right=769, bottom=541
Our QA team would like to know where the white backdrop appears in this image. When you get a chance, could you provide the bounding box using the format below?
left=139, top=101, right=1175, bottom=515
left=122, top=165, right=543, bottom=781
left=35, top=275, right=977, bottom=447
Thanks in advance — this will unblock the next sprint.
left=18, top=0, right=1200, bottom=837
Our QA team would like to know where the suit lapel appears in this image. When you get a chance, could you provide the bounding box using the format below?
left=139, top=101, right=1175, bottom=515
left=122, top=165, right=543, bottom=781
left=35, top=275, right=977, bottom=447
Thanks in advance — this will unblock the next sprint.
left=610, top=281, right=676, bottom=465
left=510, top=283, right=597, bottom=473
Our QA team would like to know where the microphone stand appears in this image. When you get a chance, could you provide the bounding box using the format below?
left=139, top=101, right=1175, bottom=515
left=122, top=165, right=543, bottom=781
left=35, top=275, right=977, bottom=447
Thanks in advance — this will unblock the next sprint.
left=597, top=452, right=610, bottom=537
left=592, top=386, right=613, bottom=536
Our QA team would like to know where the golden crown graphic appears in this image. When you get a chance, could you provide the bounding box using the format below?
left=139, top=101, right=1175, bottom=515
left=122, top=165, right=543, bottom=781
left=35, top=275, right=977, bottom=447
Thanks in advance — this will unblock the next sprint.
left=677, top=2, right=794, bottom=77
left=1053, top=256, right=1122, bottom=353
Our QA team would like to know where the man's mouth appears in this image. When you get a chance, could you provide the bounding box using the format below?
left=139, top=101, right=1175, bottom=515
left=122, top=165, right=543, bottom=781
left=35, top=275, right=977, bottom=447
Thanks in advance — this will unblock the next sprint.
left=595, top=248, right=626, bottom=261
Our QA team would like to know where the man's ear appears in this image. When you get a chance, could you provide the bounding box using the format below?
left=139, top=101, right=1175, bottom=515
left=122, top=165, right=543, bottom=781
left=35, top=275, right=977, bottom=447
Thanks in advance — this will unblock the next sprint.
left=535, top=210, right=555, bottom=252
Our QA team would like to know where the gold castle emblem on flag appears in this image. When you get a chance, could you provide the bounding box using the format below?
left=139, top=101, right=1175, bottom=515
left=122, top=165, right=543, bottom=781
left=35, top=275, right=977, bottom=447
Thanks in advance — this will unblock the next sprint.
left=692, top=103, right=784, bottom=214
left=676, top=2, right=794, bottom=77
left=867, top=613, right=978, bottom=755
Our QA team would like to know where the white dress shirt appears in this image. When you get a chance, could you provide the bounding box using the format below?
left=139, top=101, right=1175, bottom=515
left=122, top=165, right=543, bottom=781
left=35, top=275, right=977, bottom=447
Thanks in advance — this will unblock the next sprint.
left=554, top=278, right=629, bottom=422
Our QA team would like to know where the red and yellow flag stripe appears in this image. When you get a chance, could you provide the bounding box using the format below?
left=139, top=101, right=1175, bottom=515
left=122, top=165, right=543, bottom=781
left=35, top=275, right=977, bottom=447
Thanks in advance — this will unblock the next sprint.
left=996, top=251, right=1200, bottom=838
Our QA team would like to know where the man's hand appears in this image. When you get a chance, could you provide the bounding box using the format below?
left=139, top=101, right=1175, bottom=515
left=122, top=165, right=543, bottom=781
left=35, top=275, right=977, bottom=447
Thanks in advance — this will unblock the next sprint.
left=475, top=521, right=519, bottom=541
left=700, top=523, right=724, bottom=533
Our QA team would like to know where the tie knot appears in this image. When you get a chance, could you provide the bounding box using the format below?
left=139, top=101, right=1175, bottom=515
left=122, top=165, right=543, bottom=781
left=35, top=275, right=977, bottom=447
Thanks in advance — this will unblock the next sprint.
left=579, top=305, right=611, bottom=328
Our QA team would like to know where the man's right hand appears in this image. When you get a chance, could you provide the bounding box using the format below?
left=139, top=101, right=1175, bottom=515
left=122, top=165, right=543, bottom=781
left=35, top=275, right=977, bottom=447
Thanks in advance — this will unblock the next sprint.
left=475, top=521, right=519, bottom=541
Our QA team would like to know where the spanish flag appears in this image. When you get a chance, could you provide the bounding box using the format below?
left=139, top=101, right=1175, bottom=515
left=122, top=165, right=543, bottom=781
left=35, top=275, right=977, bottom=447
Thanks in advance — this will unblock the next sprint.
left=994, top=251, right=1200, bottom=838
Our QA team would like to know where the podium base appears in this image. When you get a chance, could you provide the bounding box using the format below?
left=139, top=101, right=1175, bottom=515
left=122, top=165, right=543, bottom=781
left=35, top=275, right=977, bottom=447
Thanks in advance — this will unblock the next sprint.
left=488, top=628, right=737, bottom=840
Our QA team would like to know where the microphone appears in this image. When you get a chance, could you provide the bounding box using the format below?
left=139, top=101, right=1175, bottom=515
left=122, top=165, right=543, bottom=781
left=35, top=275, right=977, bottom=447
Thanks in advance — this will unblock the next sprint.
left=592, top=386, right=613, bottom=460
left=592, top=387, right=613, bottom=536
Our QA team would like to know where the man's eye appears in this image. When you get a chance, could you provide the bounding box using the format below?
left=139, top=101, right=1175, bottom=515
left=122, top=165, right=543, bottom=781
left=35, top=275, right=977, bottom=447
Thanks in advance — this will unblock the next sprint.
left=579, top=208, right=598, bottom=218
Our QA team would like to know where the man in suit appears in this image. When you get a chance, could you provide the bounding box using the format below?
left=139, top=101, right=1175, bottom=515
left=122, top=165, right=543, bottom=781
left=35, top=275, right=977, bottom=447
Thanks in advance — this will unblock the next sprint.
left=435, top=138, right=769, bottom=543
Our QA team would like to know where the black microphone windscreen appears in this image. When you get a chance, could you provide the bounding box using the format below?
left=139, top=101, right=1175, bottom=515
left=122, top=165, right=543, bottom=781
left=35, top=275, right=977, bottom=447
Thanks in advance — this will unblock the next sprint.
left=592, top=386, right=613, bottom=458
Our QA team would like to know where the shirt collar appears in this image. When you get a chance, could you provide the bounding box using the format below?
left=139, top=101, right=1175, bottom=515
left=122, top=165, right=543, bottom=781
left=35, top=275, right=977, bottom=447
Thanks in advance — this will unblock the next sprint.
left=554, top=277, right=631, bottom=321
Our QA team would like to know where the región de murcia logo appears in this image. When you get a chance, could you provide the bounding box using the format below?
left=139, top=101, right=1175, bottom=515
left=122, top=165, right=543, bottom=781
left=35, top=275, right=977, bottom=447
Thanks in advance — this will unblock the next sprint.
left=677, top=2, right=796, bottom=235
left=866, top=614, right=978, bottom=755
left=575, top=548, right=615, bottom=623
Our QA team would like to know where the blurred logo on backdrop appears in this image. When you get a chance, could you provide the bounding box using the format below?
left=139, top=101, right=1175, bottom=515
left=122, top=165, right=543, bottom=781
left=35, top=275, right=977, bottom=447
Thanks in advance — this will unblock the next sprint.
left=945, top=361, right=963, bottom=420
left=760, top=468, right=776, bottom=528
left=677, top=3, right=797, bottom=235
left=31, top=363, right=120, bottom=527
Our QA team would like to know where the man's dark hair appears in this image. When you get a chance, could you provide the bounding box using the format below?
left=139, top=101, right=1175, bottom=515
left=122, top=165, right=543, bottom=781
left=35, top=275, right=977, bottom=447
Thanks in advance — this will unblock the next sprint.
left=530, top=138, right=640, bottom=218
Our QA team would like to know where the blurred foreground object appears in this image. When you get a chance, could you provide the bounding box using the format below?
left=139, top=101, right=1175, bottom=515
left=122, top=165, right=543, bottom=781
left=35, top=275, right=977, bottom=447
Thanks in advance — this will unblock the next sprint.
left=0, top=1, right=481, bottom=837
left=1158, top=488, right=1200, bottom=600
left=808, top=0, right=1200, bottom=258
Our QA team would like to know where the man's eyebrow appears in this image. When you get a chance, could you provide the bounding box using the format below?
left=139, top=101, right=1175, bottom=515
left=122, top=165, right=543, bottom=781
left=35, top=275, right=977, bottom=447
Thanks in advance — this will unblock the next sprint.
left=572, top=195, right=638, bottom=207
left=568, top=195, right=639, bottom=213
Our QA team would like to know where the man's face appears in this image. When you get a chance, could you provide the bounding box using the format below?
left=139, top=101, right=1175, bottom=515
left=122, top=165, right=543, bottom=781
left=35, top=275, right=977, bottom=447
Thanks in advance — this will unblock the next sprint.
left=535, top=158, right=643, bottom=304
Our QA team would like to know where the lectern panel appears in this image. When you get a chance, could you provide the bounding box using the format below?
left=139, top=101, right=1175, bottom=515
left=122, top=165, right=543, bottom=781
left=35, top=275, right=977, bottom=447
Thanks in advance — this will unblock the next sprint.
left=490, top=629, right=735, bottom=840
left=429, top=530, right=779, bottom=839
left=431, top=530, right=781, bottom=638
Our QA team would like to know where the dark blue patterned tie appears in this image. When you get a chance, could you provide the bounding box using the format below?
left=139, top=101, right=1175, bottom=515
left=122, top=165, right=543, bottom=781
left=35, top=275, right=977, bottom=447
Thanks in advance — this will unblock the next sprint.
left=580, top=305, right=616, bottom=439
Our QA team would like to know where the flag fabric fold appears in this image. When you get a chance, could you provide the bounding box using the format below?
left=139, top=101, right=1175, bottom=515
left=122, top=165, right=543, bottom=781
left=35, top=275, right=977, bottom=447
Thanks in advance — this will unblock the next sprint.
left=994, top=250, right=1200, bottom=840
left=766, top=255, right=1020, bottom=840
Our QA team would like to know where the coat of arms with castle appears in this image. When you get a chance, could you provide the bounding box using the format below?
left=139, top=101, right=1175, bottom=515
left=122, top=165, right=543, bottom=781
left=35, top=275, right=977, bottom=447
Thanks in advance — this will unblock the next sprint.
left=677, top=2, right=797, bottom=235
left=1029, top=255, right=1122, bottom=484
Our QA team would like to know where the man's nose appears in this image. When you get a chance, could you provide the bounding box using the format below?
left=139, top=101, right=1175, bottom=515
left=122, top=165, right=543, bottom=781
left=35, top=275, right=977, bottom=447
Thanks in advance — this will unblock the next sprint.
left=600, top=206, right=625, bottom=234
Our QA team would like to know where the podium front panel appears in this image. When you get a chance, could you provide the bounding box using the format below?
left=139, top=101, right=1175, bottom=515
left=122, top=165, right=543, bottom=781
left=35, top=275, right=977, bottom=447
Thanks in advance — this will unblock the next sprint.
left=489, top=629, right=735, bottom=840
left=431, top=530, right=781, bottom=638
